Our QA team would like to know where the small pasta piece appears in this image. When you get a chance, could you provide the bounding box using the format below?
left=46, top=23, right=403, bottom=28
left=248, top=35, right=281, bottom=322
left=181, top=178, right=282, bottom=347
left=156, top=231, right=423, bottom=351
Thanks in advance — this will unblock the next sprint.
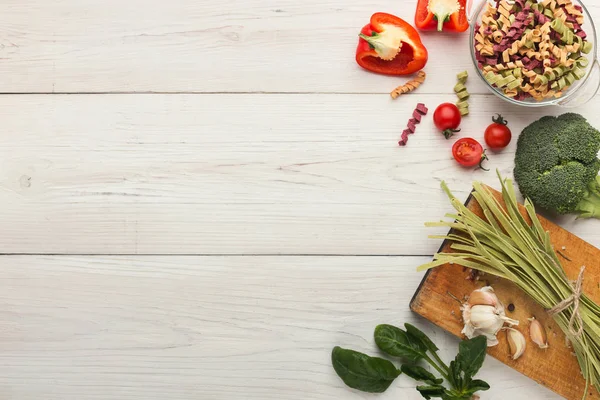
left=533, top=74, right=549, bottom=85
left=581, top=41, right=593, bottom=54
left=481, top=46, right=495, bottom=56
left=399, top=103, right=428, bottom=146
left=564, top=42, right=581, bottom=53
left=492, top=30, right=504, bottom=43
left=390, top=71, right=427, bottom=99
left=454, top=71, right=470, bottom=115
left=572, top=66, right=586, bottom=79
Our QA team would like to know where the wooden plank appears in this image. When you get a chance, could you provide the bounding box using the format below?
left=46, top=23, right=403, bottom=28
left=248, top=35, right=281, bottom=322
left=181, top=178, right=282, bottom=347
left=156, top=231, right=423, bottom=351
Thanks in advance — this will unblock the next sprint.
left=0, top=93, right=598, bottom=255
left=0, top=255, right=561, bottom=399
left=411, top=188, right=600, bottom=400
left=1, top=0, right=597, bottom=93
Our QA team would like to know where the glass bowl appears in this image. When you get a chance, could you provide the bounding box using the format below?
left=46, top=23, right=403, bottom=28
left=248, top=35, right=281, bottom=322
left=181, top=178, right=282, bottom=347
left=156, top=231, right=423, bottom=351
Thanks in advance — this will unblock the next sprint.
left=469, top=0, right=600, bottom=107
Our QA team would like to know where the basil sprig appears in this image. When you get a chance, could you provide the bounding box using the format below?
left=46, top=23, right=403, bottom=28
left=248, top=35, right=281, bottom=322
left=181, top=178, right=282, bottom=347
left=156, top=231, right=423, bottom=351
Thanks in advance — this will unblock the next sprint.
left=331, top=323, right=490, bottom=399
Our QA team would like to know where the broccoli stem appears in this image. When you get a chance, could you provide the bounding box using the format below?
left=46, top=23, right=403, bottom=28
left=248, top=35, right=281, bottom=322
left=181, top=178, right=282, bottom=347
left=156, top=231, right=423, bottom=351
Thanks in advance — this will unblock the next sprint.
left=575, top=175, right=600, bottom=219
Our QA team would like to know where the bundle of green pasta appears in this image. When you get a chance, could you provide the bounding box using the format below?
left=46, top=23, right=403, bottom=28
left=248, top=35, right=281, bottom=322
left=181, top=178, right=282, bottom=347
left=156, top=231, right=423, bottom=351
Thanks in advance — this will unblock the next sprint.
left=454, top=71, right=470, bottom=116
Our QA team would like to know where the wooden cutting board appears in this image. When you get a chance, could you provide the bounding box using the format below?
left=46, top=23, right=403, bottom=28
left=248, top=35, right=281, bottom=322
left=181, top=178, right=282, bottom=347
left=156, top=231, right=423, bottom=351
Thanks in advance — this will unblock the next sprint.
left=410, top=187, right=600, bottom=400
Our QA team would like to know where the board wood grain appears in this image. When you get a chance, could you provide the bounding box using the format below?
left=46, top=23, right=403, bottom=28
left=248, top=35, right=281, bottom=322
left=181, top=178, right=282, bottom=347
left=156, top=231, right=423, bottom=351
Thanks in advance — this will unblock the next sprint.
left=411, top=187, right=600, bottom=400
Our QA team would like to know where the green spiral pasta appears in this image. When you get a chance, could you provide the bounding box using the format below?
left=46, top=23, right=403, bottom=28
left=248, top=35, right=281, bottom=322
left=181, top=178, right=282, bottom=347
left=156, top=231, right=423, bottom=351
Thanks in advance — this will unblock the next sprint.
left=572, top=66, right=586, bottom=80
left=581, top=41, right=593, bottom=54
left=532, top=74, right=549, bottom=85
left=497, top=75, right=520, bottom=88
left=531, top=3, right=543, bottom=12
left=544, top=65, right=568, bottom=81
left=565, top=73, right=576, bottom=86
left=485, top=71, right=500, bottom=84
left=454, top=71, right=470, bottom=116
left=550, top=19, right=575, bottom=45
left=551, top=76, right=568, bottom=90
left=507, top=79, right=522, bottom=90
left=575, top=57, right=589, bottom=68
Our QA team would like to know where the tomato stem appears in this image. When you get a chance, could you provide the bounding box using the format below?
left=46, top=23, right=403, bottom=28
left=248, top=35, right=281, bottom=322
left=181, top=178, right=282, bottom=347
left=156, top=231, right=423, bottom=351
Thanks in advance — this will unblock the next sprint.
left=443, top=128, right=461, bottom=139
left=478, top=151, right=490, bottom=171
left=492, top=114, right=508, bottom=125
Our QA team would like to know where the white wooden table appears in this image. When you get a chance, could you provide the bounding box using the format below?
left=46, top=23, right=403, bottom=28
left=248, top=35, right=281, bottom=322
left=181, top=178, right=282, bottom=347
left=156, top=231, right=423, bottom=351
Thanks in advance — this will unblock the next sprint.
left=1, top=1, right=599, bottom=399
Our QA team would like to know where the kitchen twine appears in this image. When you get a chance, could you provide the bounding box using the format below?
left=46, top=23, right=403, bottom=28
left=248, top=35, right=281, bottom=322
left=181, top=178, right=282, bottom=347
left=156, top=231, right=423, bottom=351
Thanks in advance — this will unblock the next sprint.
left=547, top=265, right=586, bottom=337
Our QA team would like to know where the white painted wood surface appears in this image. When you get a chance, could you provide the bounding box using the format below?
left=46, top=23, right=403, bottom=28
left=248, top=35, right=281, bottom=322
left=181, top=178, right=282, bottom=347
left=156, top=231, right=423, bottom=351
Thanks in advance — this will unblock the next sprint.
left=1, top=0, right=597, bottom=94
left=0, top=94, right=598, bottom=254
left=0, top=256, right=560, bottom=400
left=1, top=0, right=599, bottom=398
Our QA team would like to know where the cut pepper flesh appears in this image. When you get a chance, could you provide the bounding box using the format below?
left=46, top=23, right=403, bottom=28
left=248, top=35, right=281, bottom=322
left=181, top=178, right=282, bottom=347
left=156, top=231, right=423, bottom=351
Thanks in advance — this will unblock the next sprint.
left=356, top=13, right=428, bottom=76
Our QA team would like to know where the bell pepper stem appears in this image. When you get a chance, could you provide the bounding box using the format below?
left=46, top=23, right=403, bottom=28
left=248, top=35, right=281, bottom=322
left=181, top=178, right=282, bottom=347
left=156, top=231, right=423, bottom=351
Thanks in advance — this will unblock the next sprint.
left=358, top=28, right=403, bottom=61
left=428, top=0, right=461, bottom=32
left=436, top=15, right=446, bottom=32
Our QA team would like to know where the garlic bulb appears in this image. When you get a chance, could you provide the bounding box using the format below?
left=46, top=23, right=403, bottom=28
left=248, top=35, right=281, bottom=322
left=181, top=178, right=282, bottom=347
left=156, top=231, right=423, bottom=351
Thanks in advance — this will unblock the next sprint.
left=506, top=328, right=527, bottom=360
left=528, top=317, right=549, bottom=349
left=462, top=287, right=519, bottom=347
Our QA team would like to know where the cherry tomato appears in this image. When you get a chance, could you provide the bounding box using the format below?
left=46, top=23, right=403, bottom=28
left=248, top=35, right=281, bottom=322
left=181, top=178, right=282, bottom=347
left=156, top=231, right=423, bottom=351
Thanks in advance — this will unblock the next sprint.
left=433, top=103, right=462, bottom=139
left=484, top=114, right=512, bottom=149
left=452, top=138, right=489, bottom=170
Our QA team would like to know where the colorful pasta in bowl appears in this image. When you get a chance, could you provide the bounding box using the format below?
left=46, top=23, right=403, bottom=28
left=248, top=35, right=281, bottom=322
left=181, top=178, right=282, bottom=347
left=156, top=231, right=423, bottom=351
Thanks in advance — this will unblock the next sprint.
left=470, top=0, right=600, bottom=107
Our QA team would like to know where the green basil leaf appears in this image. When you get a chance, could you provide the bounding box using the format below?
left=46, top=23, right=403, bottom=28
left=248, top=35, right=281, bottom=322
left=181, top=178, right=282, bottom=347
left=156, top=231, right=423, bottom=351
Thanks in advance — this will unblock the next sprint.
left=416, top=385, right=446, bottom=399
left=331, top=346, right=401, bottom=393
left=405, top=323, right=439, bottom=353
left=448, top=360, right=462, bottom=390
left=466, top=379, right=490, bottom=394
left=401, top=364, right=443, bottom=386
left=456, top=336, right=487, bottom=381
left=374, top=324, right=424, bottom=362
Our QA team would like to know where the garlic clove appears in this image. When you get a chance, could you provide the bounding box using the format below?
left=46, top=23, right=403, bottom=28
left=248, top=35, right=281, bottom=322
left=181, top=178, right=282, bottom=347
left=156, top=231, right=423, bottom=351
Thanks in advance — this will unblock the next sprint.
left=506, top=328, right=527, bottom=360
left=528, top=317, right=549, bottom=349
left=468, top=286, right=499, bottom=307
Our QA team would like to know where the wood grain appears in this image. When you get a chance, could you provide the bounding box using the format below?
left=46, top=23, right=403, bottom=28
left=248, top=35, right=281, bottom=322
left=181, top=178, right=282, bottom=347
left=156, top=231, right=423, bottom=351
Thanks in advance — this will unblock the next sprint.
left=0, top=0, right=597, bottom=93
left=0, top=94, right=598, bottom=255
left=0, top=255, right=561, bottom=400
left=1, top=0, right=599, bottom=398
left=411, top=188, right=600, bottom=400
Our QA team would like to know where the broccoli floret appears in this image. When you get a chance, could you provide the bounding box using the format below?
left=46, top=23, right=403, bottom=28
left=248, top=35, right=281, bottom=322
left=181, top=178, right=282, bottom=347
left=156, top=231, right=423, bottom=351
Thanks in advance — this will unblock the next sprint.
left=514, top=113, right=600, bottom=219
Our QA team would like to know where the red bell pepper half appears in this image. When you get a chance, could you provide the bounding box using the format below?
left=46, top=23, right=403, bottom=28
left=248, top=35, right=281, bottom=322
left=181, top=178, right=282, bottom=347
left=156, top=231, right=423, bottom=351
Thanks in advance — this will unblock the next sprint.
left=415, top=0, right=469, bottom=32
left=356, top=13, right=428, bottom=76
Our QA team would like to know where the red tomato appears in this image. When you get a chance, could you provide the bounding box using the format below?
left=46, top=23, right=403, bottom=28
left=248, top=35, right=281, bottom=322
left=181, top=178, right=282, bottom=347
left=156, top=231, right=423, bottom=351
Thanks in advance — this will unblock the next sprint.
left=484, top=114, right=512, bottom=149
left=452, top=138, right=489, bottom=170
left=433, top=103, right=462, bottom=139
